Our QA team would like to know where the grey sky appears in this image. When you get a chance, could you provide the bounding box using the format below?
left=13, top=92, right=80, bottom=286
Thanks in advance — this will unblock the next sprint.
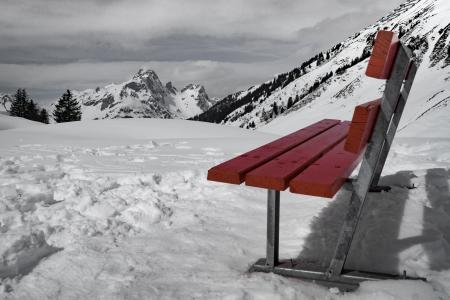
left=0, top=0, right=404, bottom=104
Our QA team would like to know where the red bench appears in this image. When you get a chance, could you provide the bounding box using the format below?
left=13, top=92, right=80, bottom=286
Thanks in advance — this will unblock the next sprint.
left=207, top=31, right=420, bottom=290
left=209, top=102, right=380, bottom=198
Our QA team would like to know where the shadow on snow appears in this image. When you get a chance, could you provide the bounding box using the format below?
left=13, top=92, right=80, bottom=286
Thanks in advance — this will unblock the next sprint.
left=296, top=168, right=450, bottom=275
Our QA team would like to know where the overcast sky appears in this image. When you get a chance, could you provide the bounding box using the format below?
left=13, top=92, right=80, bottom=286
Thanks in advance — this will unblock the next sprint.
left=0, top=0, right=404, bottom=104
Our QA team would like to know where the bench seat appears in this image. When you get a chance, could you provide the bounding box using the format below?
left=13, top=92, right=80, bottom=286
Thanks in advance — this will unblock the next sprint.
left=289, top=140, right=364, bottom=198
left=208, top=100, right=381, bottom=198
left=245, top=121, right=350, bottom=191
left=207, top=119, right=339, bottom=184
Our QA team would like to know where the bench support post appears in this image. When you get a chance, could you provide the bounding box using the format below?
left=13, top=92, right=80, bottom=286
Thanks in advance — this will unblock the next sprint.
left=371, top=62, right=418, bottom=186
left=266, top=189, right=280, bottom=268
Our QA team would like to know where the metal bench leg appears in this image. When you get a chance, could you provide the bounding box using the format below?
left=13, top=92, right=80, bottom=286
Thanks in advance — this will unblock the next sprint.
left=326, top=185, right=366, bottom=278
left=266, top=189, right=280, bottom=268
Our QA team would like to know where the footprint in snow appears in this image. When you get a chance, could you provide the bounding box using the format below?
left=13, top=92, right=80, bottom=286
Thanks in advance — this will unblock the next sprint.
left=175, top=145, right=192, bottom=150
left=130, top=158, right=145, bottom=163
left=202, top=147, right=224, bottom=156
left=202, top=147, right=220, bottom=152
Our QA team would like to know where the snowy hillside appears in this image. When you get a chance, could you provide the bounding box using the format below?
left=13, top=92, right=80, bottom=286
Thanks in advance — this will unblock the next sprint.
left=0, top=117, right=449, bottom=299
left=196, top=0, right=450, bottom=135
left=0, top=112, right=44, bottom=130
left=165, top=83, right=218, bottom=119
left=0, top=93, right=45, bottom=130
left=72, top=68, right=217, bottom=120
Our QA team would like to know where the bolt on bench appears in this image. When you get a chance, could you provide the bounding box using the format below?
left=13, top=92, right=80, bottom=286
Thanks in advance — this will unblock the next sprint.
left=207, top=31, right=421, bottom=290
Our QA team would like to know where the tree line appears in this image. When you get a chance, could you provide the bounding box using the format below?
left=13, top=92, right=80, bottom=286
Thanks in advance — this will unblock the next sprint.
left=192, top=39, right=346, bottom=125
left=10, top=89, right=50, bottom=123
left=9, top=89, right=82, bottom=123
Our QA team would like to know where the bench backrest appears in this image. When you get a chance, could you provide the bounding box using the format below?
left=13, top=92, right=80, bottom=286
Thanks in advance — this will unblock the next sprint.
left=365, top=30, right=400, bottom=79
left=344, top=30, right=401, bottom=153
left=345, top=99, right=381, bottom=153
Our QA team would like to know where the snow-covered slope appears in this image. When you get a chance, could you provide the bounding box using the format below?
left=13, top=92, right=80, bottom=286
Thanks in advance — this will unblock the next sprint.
left=0, top=93, right=46, bottom=130
left=72, top=68, right=216, bottom=120
left=0, top=118, right=449, bottom=299
left=0, top=112, right=44, bottom=130
left=197, top=0, right=450, bottom=136
left=166, top=83, right=218, bottom=119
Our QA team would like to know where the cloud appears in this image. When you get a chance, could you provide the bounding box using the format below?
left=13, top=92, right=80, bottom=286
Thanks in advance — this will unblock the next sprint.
left=0, top=0, right=404, bottom=48
left=0, top=0, right=405, bottom=103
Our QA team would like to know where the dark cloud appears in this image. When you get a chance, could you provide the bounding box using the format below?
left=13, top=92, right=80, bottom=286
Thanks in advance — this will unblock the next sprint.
left=0, top=35, right=286, bottom=65
left=0, top=0, right=405, bottom=103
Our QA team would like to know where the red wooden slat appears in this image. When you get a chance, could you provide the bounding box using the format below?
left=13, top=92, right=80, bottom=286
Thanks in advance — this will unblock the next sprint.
left=366, top=31, right=399, bottom=79
left=289, top=140, right=364, bottom=198
left=207, top=119, right=340, bottom=184
left=245, top=121, right=350, bottom=191
left=344, top=99, right=381, bottom=153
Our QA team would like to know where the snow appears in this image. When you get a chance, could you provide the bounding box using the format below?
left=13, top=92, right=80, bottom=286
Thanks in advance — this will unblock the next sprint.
left=0, top=113, right=44, bottom=131
left=0, top=117, right=449, bottom=299
left=167, top=84, right=209, bottom=118
left=0, top=118, right=269, bottom=148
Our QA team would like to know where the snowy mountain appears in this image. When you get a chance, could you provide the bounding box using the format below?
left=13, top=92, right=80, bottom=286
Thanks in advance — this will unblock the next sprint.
left=0, top=93, right=12, bottom=112
left=72, top=68, right=216, bottom=120
left=165, top=83, right=219, bottom=119
left=197, top=0, right=450, bottom=135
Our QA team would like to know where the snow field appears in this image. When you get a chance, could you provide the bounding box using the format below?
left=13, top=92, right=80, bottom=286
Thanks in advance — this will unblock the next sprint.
left=0, top=113, right=44, bottom=131
left=0, top=119, right=449, bottom=299
left=0, top=138, right=327, bottom=299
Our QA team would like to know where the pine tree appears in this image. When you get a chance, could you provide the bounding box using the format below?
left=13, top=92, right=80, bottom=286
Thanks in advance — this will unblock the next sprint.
left=9, top=89, right=21, bottom=117
left=287, top=97, right=293, bottom=109
left=9, top=89, right=45, bottom=122
left=53, top=93, right=67, bottom=123
left=66, top=90, right=82, bottom=121
left=25, top=99, right=39, bottom=121
left=260, top=108, right=269, bottom=122
left=10, top=89, right=28, bottom=117
left=53, top=90, right=82, bottom=123
left=39, top=108, right=50, bottom=124
left=317, top=52, right=324, bottom=65
left=272, top=102, right=279, bottom=116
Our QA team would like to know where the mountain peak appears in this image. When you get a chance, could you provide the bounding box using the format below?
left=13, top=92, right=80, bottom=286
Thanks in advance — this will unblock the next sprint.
left=133, top=68, right=159, bottom=80
left=181, top=84, right=204, bottom=93
left=165, top=82, right=178, bottom=94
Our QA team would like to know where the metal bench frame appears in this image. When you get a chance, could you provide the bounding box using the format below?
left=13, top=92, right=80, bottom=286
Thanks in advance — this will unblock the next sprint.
left=249, top=43, right=422, bottom=290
